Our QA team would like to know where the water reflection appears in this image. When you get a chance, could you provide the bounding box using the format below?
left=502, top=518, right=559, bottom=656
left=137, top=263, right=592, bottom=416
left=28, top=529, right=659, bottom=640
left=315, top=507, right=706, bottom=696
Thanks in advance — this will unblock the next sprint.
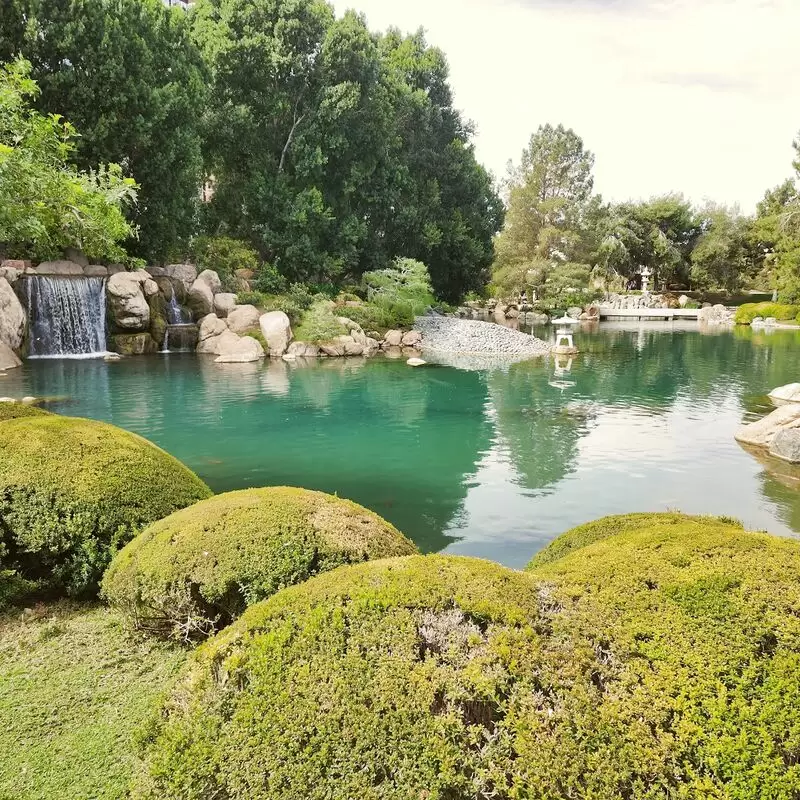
left=5, top=323, right=800, bottom=566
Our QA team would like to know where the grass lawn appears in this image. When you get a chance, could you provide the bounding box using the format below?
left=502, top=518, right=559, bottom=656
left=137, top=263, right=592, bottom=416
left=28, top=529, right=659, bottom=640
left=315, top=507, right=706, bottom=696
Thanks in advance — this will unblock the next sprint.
left=0, top=601, right=186, bottom=800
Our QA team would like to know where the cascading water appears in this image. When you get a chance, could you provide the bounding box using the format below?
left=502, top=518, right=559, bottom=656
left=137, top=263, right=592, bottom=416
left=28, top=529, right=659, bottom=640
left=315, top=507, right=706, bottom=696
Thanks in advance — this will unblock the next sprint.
left=24, top=276, right=108, bottom=357
left=162, top=291, right=196, bottom=353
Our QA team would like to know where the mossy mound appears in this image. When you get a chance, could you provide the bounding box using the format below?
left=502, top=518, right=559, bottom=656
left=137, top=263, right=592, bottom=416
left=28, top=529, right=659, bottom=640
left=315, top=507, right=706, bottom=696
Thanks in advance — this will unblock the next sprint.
left=0, top=402, right=51, bottom=421
left=528, top=511, right=743, bottom=567
left=139, top=517, right=800, bottom=799
left=103, top=487, right=417, bottom=641
left=0, top=414, right=212, bottom=598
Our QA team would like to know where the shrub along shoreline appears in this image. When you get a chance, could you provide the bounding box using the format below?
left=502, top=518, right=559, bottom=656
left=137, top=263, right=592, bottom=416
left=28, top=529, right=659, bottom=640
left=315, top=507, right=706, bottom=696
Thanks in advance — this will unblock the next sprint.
left=2, top=404, right=800, bottom=799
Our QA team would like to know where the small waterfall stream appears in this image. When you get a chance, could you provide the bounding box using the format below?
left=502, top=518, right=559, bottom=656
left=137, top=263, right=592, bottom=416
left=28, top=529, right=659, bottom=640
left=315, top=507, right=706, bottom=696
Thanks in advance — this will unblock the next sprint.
left=162, top=291, right=196, bottom=353
left=24, top=276, right=108, bottom=357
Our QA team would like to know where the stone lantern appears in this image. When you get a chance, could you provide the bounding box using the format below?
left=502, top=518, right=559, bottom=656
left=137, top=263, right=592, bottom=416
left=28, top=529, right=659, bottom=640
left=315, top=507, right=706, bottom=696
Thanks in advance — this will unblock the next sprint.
left=641, top=266, right=653, bottom=296
left=551, top=315, right=579, bottom=356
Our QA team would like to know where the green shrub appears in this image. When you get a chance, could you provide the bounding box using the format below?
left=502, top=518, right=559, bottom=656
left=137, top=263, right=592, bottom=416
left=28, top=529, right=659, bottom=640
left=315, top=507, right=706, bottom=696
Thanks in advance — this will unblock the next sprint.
left=294, top=300, right=348, bottom=343
left=0, top=402, right=51, bottom=421
left=361, top=257, right=434, bottom=327
left=103, top=487, right=417, bottom=641
left=734, top=302, right=799, bottom=324
left=190, top=236, right=259, bottom=291
left=0, top=569, right=35, bottom=610
left=236, top=284, right=321, bottom=325
left=251, top=263, right=286, bottom=295
left=139, top=517, right=800, bottom=799
left=0, top=414, right=212, bottom=597
left=334, top=301, right=412, bottom=333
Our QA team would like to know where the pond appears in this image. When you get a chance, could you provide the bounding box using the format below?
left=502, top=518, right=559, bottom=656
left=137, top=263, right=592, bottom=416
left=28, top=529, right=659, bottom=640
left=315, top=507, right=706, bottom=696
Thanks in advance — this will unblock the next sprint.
left=5, top=321, right=800, bottom=568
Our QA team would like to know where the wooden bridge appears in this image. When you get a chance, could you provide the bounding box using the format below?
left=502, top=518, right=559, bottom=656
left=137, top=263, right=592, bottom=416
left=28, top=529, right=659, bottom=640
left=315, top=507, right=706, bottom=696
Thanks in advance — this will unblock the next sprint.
left=597, top=307, right=701, bottom=321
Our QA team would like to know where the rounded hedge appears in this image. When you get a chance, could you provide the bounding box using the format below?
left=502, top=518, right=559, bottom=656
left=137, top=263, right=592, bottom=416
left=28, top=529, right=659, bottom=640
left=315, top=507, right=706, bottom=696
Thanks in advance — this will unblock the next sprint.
left=0, top=414, right=212, bottom=597
left=0, top=402, right=51, bottom=421
left=103, top=487, right=417, bottom=641
left=137, top=518, right=800, bottom=799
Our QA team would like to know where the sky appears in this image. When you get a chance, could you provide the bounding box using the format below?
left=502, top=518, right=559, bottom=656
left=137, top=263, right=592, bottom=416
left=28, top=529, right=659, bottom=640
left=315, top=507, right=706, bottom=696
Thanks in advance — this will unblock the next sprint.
left=331, top=0, right=800, bottom=212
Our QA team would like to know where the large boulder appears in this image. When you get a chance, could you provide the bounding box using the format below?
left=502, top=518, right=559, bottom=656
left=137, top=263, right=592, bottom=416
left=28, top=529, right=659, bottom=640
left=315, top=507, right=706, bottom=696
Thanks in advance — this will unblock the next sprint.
left=259, top=310, right=293, bottom=357
left=84, top=265, right=108, bottom=277
left=196, top=329, right=243, bottom=356
left=383, top=329, right=403, bottom=347
left=33, top=260, right=83, bottom=276
left=401, top=330, right=423, bottom=347
left=769, top=383, right=800, bottom=405
left=213, top=293, right=238, bottom=318
left=286, top=341, right=320, bottom=358
left=187, top=278, right=214, bottom=318
left=107, top=271, right=151, bottom=331
left=214, top=335, right=265, bottom=363
left=320, top=335, right=363, bottom=357
left=0, top=414, right=211, bottom=597
left=227, top=304, right=262, bottom=334
left=149, top=264, right=198, bottom=294
left=0, top=276, right=25, bottom=351
left=698, top=304, right=733, bottom=325
left=735, top=403, right=800, bottom=448
left=0, top=341, right=21, bottom=371
left=198, top=313, right=228, bottom=342
left=769, top=428, right=800, bottom=463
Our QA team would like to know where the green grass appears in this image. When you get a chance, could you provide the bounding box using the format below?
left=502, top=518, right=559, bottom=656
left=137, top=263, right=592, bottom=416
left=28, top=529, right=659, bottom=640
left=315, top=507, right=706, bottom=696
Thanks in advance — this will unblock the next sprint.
left=0, top=602, right=186, bottom=800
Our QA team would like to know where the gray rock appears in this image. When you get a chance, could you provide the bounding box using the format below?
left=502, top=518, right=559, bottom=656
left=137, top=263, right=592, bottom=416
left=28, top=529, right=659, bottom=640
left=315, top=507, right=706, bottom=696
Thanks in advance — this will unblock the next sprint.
left=196, top=329, right=242, bottom=356
left=107, top=271, right=151, bottom=331
left=0, top=276, right=25, bottom=351
left=286, top=341, right=320, bottom=358
left=383, top=330, right=403, bottom=347
left=567, top=306, right=583, bottom=319
left=84, top=265, right=108, bottom=277
left=259, top=310, right=293, bottom=357
left=227, top=304, right=262, bottom=334
left=678, top=295, right=689, bottom=308
left=770, top=428, right=800, bottom=463
left=769, top=383, right=800, bottom=405
left=198, top=313, right=228, bottom=342
left=150, top=264, right=198, bottom=293
left=188, top=278, right=214, bottom=317
left=735, top=404, right=800, bottom=448
left=34, top=260, right=84, bottom=276
left=401, top=330, right=423, bottom=347
left=0, top=341, right=21, bottom=371
left=213, top=293, right=238, bottom=318
left=197, top=269, right=222, bottom=295
left=214, top=335, right=265, bottom=363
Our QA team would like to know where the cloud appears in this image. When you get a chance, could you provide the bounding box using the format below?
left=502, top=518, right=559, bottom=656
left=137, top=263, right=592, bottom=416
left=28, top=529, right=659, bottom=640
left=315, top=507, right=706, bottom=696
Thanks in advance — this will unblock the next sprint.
left=333, top=0, right=800, bottom=210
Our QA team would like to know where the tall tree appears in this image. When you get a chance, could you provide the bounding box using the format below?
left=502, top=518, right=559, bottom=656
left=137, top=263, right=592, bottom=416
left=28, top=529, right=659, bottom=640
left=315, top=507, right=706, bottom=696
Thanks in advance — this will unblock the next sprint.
left=690, top=204, right=754, bottom=292
left=0, top=0, right=207, bottom=262
left=195, top=1, right=501, bottom=300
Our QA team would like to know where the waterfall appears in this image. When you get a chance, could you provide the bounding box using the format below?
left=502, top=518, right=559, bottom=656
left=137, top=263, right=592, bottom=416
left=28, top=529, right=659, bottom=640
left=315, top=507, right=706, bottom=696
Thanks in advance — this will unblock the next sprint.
left=166, top=292, right=191, bottom=324
left=24, top=276, right=108, bottom=357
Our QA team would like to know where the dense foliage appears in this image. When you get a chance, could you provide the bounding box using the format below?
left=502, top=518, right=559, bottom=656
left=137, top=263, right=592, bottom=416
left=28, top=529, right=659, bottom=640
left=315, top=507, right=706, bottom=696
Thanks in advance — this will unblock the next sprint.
left=0, top=59, right=137, bottom=262
left=190, top=1, right=502, bottom=301
left=136, top=513, right=800, bottom=799
left=733, top=302, right=799, bottom=325
left=0, top=0, right=207, bottom=263
left=103, top=487, right=416, bottom=641
left=0, top=414, right=211, bottom=597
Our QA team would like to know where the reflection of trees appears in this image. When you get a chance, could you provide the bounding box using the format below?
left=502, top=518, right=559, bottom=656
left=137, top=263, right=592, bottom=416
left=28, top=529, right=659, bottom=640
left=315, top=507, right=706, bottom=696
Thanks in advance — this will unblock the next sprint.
left=489, top=361, right=593, bottom=493
left=200, top=359, right=494, bottom=554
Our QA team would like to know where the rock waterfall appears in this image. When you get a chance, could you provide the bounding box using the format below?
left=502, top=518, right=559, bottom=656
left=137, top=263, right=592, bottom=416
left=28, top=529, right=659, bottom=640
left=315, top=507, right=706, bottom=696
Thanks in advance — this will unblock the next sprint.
left=24, top=276, right=108, bottom=356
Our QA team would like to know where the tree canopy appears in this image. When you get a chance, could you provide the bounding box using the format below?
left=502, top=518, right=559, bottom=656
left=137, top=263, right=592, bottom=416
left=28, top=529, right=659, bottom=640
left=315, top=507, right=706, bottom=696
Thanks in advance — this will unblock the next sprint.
left=0, top=58, right=137, bottom=262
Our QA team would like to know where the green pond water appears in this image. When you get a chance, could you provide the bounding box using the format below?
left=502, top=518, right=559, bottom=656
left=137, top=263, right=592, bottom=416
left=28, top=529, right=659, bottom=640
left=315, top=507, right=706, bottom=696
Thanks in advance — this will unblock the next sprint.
left=6, top=322, right=800, bottom=567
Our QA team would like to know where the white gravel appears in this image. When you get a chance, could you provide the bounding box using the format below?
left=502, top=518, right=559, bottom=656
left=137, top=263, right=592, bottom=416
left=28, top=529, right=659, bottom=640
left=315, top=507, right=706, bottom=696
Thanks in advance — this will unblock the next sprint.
left=415, top=316, right=551, bottom=356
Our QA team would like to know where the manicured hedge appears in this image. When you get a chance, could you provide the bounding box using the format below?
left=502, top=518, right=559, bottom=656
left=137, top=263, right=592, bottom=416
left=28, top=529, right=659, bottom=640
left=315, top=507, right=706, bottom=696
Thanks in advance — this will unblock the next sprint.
left=0, top=402, right=51, bottom=421
left=0, top=414, right=212, bottom=597
left=137, top=516, right=800, bottom=799
left=103, top=487, right=417, bottom=641
left=734, top=302, right=799, bottom=324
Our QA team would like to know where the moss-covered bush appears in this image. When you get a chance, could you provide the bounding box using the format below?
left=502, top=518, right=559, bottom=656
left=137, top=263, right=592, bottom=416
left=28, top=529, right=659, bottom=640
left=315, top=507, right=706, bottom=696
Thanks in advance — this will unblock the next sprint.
left=0, top=414, right=212, bottom=597
left=0, top=402, right=51, bottom=421
left=103, top=487, right=417, bottom=641
left=293, top=300, right=348, bottom=343
left=138, top=517, right=800, bottom=799
left=734, top=302, right=799, bottom=324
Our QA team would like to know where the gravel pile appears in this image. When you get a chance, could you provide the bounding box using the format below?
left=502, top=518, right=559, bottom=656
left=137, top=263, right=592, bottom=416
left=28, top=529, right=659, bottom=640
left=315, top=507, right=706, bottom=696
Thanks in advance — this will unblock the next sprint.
left=415, top=316, right=550, bottom=356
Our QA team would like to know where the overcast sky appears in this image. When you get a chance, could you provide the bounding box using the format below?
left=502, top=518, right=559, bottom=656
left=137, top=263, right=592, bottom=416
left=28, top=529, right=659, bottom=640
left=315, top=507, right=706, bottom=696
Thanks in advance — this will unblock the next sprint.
left=332, top=0, right=800, bottom=212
